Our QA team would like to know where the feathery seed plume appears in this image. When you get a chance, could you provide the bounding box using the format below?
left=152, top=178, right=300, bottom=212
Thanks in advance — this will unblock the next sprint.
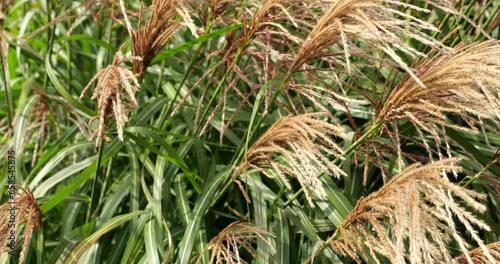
left=206, top=0, right=236, bottom=22
left=376, top=41, right=500, bottom=159
left=0, top=186, right=42, bottom=264
left=127, top=0, right=182, bottom=76
left=290, top=0, right=452, bottom=85
left=235, top=113, right=346, bottom=206
left=188, top=0, right=322, bottom=138
left=80, top=45, right=141, bottom=145
left=328, top=159, right=494, bottom=264
left=455, top=241, right=500, bottom=264
left=199, top=222, right=275, bottom=264
left=24, top=90, right=87, bottom=166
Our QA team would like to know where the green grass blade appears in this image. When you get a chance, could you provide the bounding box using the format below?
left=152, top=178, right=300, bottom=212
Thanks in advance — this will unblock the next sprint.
left=250, top=175, right=271, bottom=263
left=63, top=211, right=149, bottom=264
left=97, top=179, right=131, bottom=226
left=151, top=24, right=244, bottom=65
left=447, top=128, right=500, bottom=175
left=274, top=208, right=290, bottom=264
left=120, top=215, right=150, bottom=264
left=45, top=52, right=95, bottom=117
left=174, top=176, right=191, bottom=227
left=126, top=145, right=140, bottom=212
left=63, top=35, right=117, bottom=52
left=30, top=142, right=94, bottom=189
left=27, top=126, right=79, bottom=180
left=47, top=222, right=95, bottom=263
left=144, top=219, right=161, bottom=264
left=321, top=176, right=354, bottom=218
left=176, top=168, right=231, bottom=264
left=126, top=128, right=202, bottom=193
left=39, top=139, right=123, bottom=213
left=13, top=95, right=36, bottom=157
left=284, top=206, right=341, bottom=261
left=33, top=156, right=96, bottom=198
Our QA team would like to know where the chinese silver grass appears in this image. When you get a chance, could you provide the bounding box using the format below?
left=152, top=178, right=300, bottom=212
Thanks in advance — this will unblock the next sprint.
left=376, top=41, right=500, bottom=165
left=0, top=186, right=42, bottom=264
left=329, top=159, right=494, bottom=264
left=80, top=46, right=141, bottom=145
left=235, top=112, right=346, bottom=206
left=199, top=222, right=275, bottom=264
left=290, top=0, right=453, bottom=86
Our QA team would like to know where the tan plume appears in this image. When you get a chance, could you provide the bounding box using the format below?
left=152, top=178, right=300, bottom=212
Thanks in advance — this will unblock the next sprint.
left=290, top=0, right=452, bottom=85
left=328, top=159, right=494, bottom=264
left=80, top=45, right=141, bottom=145
left=121, top=0, right=182, bottom=77
left=235, top=112, right=346, bottom=206
left=198, top=222, right=275, bottom=264
left=455, top=241, right=500, bottom=264
left=377, top=41, right=500, bottom=140
left=0, top=185, right=42, bottom=264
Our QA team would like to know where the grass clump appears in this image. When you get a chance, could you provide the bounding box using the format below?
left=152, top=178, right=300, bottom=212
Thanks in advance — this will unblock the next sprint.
left=0, top=0, right=498, bottom=263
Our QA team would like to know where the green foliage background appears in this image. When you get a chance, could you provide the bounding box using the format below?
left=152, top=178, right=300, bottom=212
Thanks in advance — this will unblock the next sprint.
left=0, top=0, right=499, bottom=263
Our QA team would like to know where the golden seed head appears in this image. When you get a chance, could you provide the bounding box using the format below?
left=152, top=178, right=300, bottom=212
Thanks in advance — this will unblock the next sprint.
left=80, top=46, right=142, bottom=145
left=235, top=112, right=346, bottom=207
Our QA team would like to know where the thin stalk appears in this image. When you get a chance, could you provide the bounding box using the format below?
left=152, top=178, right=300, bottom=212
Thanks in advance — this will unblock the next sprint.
left=460, top=153, right=499, bottom=188
left=305, top=234, right=337, bottom=264
left=0, top=0, right=14, bottom=130
left=86, top=140, right=105, bottom=222
left=480, top=0, right=500, bottom=36
left=85, top=12, right=116, bottom=221
left=193, top=20, right=273, bottom=138
left=306, top=191, right=364, bottom=264
left=468, top=0, right=497, bottom=41
left=66, top=20, right=72, bottom=93
left=475, top=0, right=496, bottom=25
left=155, top=60, right=166, bottom=95
left=193, top=44, right=247, bottom=137
left=163, top=23, right=214, bottom=122
left=96, top=155, right=114, bottom=215
left=230, top=71, right=293, bottom=168
left=237, top=72, right=292, bottom=222
left=217, top=71, right=294, bottom=200
left=209, top=52, right=293, bottom=208
left=450, top=2, right=476, bottom=47
left=0, top=43, right=12, bottom=131
left=267, top=185, right=285, bottom=222
left=142, top=23, right=215, bottom=174
left=154, top=28, right=255, bottom=201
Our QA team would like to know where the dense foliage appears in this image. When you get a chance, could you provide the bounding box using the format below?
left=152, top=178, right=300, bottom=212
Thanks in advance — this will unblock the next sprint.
left=0, top=0, right=499, bottom=263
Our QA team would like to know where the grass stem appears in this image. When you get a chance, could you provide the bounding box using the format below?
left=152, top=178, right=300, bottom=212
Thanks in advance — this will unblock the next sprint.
left=460, top=151, right=499, bottom=188
left=87, top=140, right=105, bottom=222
